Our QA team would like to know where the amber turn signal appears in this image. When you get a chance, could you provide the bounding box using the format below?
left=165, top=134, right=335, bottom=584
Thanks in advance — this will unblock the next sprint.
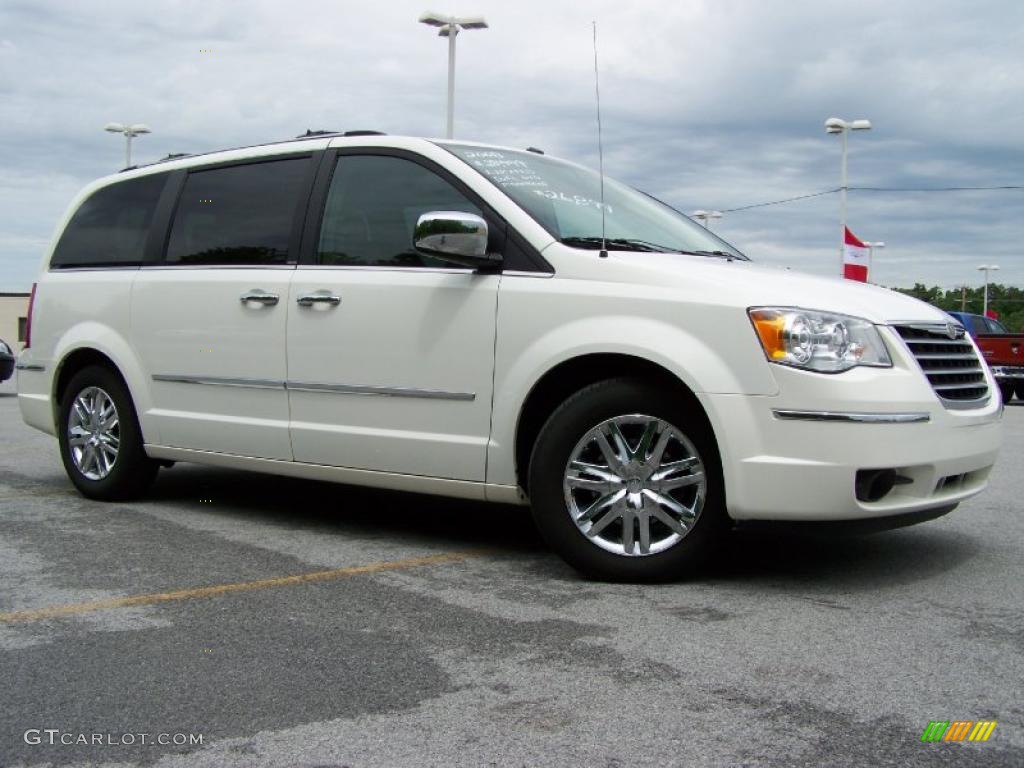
left=750, top=310, right=787, bottom=360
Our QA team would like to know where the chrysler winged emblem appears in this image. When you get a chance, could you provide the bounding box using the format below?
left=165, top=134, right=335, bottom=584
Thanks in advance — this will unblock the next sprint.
left=946, top=322, right=965, bottom=340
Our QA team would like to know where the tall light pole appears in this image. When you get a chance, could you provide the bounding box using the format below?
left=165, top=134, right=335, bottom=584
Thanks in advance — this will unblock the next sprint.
left=863, top=240, right=884, bottom=281
left=978, top=264, right=1000, bottom=317
left=825, top=117, right=871, bottom=276
left=692, top=210, right=722, bottom=230
left=419, top=11, right=488, bottom=139
left=104, top=122, right=151, bottom=168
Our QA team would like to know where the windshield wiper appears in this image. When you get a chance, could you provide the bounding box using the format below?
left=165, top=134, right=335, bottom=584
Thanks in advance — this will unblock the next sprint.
left=684, top=249, right=744, bottom=261
left=560, top=236, right=678, bottom=253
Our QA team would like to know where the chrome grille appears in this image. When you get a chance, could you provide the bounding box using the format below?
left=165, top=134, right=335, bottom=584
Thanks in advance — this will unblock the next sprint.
left=894, top=324, right=989, bottom=407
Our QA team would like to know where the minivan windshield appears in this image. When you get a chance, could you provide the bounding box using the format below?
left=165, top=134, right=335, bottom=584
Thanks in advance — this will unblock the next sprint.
left=443, top=143, right=746, bottom=259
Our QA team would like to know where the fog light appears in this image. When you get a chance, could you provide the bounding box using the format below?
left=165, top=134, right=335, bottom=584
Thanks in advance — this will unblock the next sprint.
left=855, top=469, right=897, bottom=502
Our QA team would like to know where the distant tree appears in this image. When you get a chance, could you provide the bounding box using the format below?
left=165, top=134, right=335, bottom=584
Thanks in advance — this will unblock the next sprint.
left=890, top=282, right=1024, bottom=332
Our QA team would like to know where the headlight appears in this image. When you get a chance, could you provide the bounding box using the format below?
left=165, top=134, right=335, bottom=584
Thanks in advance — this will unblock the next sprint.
left=748, top=308, right=891, bottom=373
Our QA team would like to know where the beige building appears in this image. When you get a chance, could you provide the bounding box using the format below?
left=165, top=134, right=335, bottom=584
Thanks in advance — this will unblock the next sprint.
left=0, top=292, right=30, bottom=352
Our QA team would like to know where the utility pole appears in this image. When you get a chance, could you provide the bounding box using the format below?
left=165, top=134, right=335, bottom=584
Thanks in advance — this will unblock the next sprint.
left=692, top=210, right=723, bottom=230
left=977, top=265, right=1000, bottom=317
left=419, top=12, right=489, bottom=139
left=104, top=123, right=151, bottom=168
left=825, top=117, right=872, bottom=276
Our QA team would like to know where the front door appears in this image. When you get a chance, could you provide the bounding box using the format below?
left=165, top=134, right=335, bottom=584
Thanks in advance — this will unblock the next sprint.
left=286, top=152, right=499, bottom=480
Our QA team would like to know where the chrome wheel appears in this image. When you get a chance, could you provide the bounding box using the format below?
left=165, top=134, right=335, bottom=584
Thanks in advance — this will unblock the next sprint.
left=67, top=386, right=120, bottom=480
left=563, top=415, right=706, bottom=557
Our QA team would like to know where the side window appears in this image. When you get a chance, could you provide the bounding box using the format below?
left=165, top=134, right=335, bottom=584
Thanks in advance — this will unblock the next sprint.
left=318, top=155, right=485, bottom=268
left=166, top=157, right=309, bottom=266
left=969, top=316, right=988, bottom=336
left=984, top=317, right=1007, bottom=334
left=50, top=174, right=166, bottom=268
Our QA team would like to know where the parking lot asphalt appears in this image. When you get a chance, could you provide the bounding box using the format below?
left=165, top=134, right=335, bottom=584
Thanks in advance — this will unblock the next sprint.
left=1, top=376, right=1022, bottom=768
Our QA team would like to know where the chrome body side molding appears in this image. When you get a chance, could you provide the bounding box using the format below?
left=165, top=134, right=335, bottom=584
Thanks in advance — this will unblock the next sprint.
left=151, top=374, right=475, bottom=401
left=152, top=374, right=284, bottom=390
left=287, top=381, right=475, bottom=401
left=772, top=410, right=930, bottom=424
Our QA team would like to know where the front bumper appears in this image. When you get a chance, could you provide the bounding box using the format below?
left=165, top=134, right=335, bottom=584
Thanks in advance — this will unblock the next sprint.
left=991, top=365, right=1024, bottom=381
left=703, top=348, right=1002, bottom=522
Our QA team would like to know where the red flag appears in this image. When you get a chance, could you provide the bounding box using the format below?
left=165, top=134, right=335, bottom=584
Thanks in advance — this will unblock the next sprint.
left=985, top=308, right=999, bottom=320
left=842, top=227, right=869, bottom=282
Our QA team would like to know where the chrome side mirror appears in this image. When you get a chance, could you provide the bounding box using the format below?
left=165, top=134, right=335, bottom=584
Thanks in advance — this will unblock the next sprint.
left=414, top=211, right=500, bottom=269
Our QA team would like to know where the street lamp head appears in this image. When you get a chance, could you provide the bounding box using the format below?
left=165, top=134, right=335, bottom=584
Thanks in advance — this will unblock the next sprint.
left=692, top=210, right=722, bottom=226
left=128, top=123, right=151, bottom=135
left=420, top=11, right=487, bottom=33
left=104, top=122, right=126, bottom=133
left=824, top=117, right=846, bottom=134
left=977, top=264, right=1000, bottom=272
left=418, top=11, right=450, bottom=26
left=825, top=117, right=871, bottom=133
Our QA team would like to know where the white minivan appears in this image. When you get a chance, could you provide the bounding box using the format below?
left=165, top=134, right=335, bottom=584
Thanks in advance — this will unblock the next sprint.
left=17, top=132, right=1002, bottom=580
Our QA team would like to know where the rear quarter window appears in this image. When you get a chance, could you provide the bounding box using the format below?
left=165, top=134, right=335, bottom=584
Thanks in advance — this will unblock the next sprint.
left=50, top=173, right=167, bottom=268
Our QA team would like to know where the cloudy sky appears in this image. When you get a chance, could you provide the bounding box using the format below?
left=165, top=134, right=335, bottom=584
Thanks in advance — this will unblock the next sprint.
left=1, top=0, right=1021, bottom=291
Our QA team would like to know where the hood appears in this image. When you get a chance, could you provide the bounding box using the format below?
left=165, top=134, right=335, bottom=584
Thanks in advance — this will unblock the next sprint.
left=548, top=246, right=950, bottom=326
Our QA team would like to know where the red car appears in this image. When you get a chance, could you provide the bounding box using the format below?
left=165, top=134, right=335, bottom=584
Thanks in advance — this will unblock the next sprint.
left=947, top=311, right=1024, bottom=402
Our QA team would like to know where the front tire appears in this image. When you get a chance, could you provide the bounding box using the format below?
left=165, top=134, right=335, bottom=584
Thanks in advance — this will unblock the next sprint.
left=58, top=365, right=158, bottom=500
left=528, top=378, right=726, bottom=582
left=998, top=380, right=1014, bottom=403
left=1015, top=382, right=1024, bottom=402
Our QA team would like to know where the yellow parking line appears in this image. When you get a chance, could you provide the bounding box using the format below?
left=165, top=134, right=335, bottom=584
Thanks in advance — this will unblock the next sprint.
left=0, top=550, right=485, bottom=623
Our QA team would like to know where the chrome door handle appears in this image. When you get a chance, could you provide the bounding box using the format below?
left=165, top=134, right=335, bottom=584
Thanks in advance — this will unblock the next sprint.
left=296, top=292, right=341, bottom=307
left=240, top=289, right=279, bottom=306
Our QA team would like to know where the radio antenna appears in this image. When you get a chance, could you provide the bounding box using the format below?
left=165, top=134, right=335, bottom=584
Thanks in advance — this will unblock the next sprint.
left=592, top=21, right=608, bottom=258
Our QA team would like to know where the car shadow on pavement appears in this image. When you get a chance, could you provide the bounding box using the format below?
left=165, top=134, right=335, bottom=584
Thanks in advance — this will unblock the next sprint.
left=705, top=524, right=981, bottom=590
left=143, top=463, right=981, bottom=590
left=146, top=464, right=544, bottom=554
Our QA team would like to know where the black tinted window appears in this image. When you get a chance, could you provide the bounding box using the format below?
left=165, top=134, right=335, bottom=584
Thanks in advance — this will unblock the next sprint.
left=318, top=155, right=482, bottom=267
left=166, top=157, right=309, bottom=265
left=968, top=316, right=988, bottom=336
left=984, top=317, right=1008, bottom=334
left=50, top=174, right=166, bottom=268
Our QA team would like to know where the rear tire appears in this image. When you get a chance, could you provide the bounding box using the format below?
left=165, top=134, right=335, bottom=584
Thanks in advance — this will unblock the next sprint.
left=58, top=365, right=158, bottom=500
left=528, top=378, right=727, bottom=582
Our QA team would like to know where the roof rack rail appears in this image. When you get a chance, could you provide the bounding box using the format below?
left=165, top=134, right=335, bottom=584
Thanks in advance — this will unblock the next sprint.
left=295, top=129, right=340, bottom=139
left=292, top=129, right=387, bottom=141
left=526, top=146, right=545, bottom=154
left=159, top=152, right=192, bottom=162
